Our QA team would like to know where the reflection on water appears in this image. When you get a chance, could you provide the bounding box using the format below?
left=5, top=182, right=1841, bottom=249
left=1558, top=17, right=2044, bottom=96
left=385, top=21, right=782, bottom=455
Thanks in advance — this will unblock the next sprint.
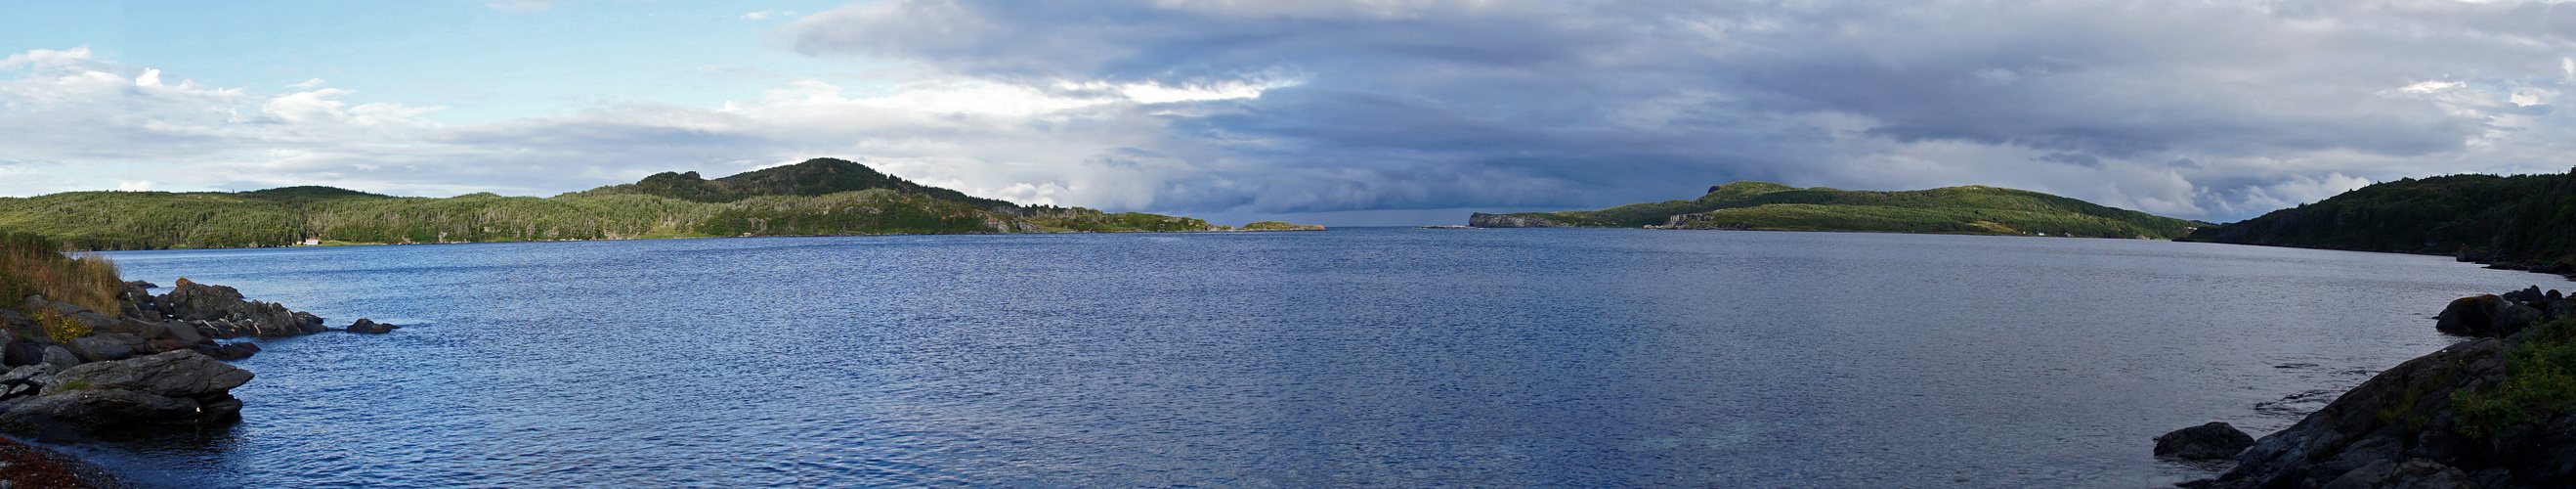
left=70, top=228, right=2563, bottom=488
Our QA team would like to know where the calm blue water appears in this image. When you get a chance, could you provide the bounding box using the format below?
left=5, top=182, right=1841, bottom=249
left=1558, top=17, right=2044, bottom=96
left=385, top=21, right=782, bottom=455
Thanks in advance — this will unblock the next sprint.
left=63, top=228, right=2561, bottom=487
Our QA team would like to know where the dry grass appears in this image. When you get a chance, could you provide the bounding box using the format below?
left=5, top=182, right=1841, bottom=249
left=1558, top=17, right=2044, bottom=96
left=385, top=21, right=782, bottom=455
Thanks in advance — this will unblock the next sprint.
left=0, top=232, right=125, bottom=316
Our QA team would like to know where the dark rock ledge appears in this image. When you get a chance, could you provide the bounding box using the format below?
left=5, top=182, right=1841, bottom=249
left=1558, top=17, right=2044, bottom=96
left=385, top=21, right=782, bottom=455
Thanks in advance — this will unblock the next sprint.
left=2168, top=286, right=2576, bottom=489
left=0, top=278, right=397, bottom=486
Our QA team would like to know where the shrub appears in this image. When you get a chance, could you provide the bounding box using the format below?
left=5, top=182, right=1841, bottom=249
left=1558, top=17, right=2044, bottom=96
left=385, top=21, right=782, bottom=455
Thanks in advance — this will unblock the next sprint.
left=2453, top=317, right=2576, bottom=438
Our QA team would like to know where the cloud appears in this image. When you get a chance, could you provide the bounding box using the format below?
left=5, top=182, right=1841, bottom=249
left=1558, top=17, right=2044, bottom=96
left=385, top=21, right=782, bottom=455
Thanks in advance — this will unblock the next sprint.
left=20, top=1, right=2576, bottom=224
left=766, top=0, right=2576, bottom=221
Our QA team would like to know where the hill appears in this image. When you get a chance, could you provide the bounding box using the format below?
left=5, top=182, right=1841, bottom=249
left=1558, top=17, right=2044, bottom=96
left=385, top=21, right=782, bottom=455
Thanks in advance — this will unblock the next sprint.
left=1469, top=181, right=2210, bottom=239
left=2180, top=169, right=2576, bottom=272
left=0, top=158, right=1311, bottom=250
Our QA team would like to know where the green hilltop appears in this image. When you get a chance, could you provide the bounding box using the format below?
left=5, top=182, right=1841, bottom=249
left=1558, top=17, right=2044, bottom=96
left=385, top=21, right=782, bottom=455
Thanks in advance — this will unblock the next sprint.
left=2181, top=169, right=2576, bottom=272
left=1471, top=181, right=2211, bottom=239
left=0, top=157, right=1311, bottom=250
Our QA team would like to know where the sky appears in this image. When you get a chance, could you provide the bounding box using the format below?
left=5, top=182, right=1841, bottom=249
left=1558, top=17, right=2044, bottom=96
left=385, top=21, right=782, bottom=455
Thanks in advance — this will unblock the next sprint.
left=7, top=1, right=2576, bottom=225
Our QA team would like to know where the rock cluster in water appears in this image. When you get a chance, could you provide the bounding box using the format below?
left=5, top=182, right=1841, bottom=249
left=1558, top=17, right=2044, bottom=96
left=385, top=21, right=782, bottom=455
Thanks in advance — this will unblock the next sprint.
left=0, top=279, right=393, bottom=436
left=2170, top=286, right=2576, bottom=488
left=2433, top=286, right=2570, bottom=337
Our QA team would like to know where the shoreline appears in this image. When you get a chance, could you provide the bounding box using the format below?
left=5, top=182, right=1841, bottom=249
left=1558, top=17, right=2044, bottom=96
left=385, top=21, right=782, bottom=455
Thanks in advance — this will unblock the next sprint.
left=70, top=225, right=1331, bottom=253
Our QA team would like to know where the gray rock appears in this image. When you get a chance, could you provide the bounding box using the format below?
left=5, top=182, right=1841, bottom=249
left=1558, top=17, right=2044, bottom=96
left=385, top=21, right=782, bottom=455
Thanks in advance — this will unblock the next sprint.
left=39, top=346, right=75, bottom=371
left=66, top=333, right=143, bottom=363
left=161, top=280, right=325, bottom=337
left=8, top=389, right=200, bottom=422
left=157, top=321, right=204, bottom=343
left=43, top=350, right=252, bottom=398
left=2505, top=286, right=2546, bottom=303
left=2320, top=459, right=2469, bottom=489
left=2433, top=294, right=2546, bottom=336
left=346, top=319, right=397, bottom=334
left=2156, top=422, right=2255, bottom=460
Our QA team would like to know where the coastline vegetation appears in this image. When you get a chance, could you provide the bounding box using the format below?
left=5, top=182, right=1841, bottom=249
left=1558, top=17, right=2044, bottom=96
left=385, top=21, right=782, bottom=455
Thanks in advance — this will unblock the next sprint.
left=1481, top=181, right=2210, bottom=239
left=0, top=232, right=122, bottom=315
left=2180, top=170, right=2576, bottom=271
left=2454, top=317, right=2576, bottom=438
left=0, top=158, right=1302, bottom=251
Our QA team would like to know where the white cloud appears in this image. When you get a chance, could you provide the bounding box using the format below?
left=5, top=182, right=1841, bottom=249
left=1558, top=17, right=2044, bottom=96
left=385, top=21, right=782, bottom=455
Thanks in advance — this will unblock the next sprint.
left=287, top=78, right=326, bottom=89
left=742, top=10, right=778, bottom=20
left=115, top=181, right=153, bottom=192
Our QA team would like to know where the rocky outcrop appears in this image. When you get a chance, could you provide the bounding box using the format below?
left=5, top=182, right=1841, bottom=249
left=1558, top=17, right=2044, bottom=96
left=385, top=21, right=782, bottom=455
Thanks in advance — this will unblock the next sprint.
left=1467, top=212, right=1568, bottom=228
left=134, top=279, right=324, bottom=337
left=0, top=350, right=252, bottom=432
left=346, top=319, right=397, bottom=334
left=2157, top=422, right=2256, bottom=460
left=2185, top=287, right=2576, bottom=488
left=2193, top=337, right=2512, bottom=488
left=2435, top=287, right=2570, bottom=337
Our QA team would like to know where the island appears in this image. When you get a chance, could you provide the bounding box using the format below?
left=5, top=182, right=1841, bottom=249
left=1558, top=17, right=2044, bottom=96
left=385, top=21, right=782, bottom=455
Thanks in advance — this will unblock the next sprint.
left=1468, top=181, right=2210, bottom=240
left=0, top=157, right=1318, bottom=251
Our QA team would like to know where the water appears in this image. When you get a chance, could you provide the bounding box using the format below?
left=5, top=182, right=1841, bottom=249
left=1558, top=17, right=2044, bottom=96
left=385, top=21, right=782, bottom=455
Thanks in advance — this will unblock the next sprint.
left=64, top=228, right=2561, bottom=487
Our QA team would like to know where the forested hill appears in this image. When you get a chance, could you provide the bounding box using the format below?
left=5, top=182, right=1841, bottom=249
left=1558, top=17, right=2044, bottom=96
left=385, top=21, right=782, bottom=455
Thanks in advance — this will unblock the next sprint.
left=0, top=158, right=1311, bottom=250
left=1470, top=181, right=2210, bottom=239
left=2180, top=170, right=2576, bottom=271
left=562, top=157, right=1016, bottom=209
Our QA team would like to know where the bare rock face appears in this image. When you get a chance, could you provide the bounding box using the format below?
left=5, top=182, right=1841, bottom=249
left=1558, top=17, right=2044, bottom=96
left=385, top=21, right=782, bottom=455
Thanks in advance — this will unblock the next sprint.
left=0, top=350, right=253, bottom=433
left=41, top=349, right=253, bottom=398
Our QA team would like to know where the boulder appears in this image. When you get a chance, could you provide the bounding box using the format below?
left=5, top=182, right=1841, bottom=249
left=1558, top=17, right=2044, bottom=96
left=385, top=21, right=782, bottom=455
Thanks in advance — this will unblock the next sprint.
left=0, top=337, right=39, bottom=368
left=2156, top=422, right=2255, bottom=460
left=346, top=319, right=397, bottom=334
left=65, top=334, right=143, bottom=363
left=2434, top=295, right=2546, bottom=336
left=39, top=347, right=75, bottom=371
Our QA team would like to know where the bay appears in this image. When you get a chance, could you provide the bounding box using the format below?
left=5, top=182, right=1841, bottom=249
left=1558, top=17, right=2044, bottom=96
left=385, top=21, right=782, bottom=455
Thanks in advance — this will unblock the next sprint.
left=74, top=228, right=2561, bottom=487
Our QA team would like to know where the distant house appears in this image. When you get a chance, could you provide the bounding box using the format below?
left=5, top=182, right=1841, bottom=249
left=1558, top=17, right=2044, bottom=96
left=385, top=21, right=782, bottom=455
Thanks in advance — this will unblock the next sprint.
left=301, top=238, right=321, bottom=245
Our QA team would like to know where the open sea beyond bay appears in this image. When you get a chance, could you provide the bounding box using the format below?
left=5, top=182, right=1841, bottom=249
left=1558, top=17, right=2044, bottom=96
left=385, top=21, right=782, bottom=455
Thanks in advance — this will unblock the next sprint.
left=68, top=228, right=2564, bottom=487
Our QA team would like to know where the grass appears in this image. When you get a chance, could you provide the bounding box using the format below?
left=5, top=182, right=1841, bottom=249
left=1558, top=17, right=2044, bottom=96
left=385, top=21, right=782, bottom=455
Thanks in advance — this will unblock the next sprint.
left=0, top=232, right=123, bottom=315
left=2453, top=317, right=2576, bottom=438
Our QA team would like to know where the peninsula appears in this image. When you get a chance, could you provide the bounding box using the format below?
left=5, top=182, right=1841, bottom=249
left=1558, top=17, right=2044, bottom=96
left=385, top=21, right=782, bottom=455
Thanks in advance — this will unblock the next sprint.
left=1469, top=181, right=2209, bottom=239
left=0, top=158, right=1319, bottom=251
left=2181, top=169, right=2576, bottom=275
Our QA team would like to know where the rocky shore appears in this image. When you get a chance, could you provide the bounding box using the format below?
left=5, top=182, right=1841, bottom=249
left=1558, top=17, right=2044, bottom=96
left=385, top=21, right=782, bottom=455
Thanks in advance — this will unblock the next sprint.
left=0, top=278, right=391, bottom=486
left=2168, top=286, right=2576, bottom=488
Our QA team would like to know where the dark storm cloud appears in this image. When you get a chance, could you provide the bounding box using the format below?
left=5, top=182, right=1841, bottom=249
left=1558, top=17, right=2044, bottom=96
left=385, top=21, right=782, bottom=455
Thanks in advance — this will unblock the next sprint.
left=783, top=0, right=2576, bottom=221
